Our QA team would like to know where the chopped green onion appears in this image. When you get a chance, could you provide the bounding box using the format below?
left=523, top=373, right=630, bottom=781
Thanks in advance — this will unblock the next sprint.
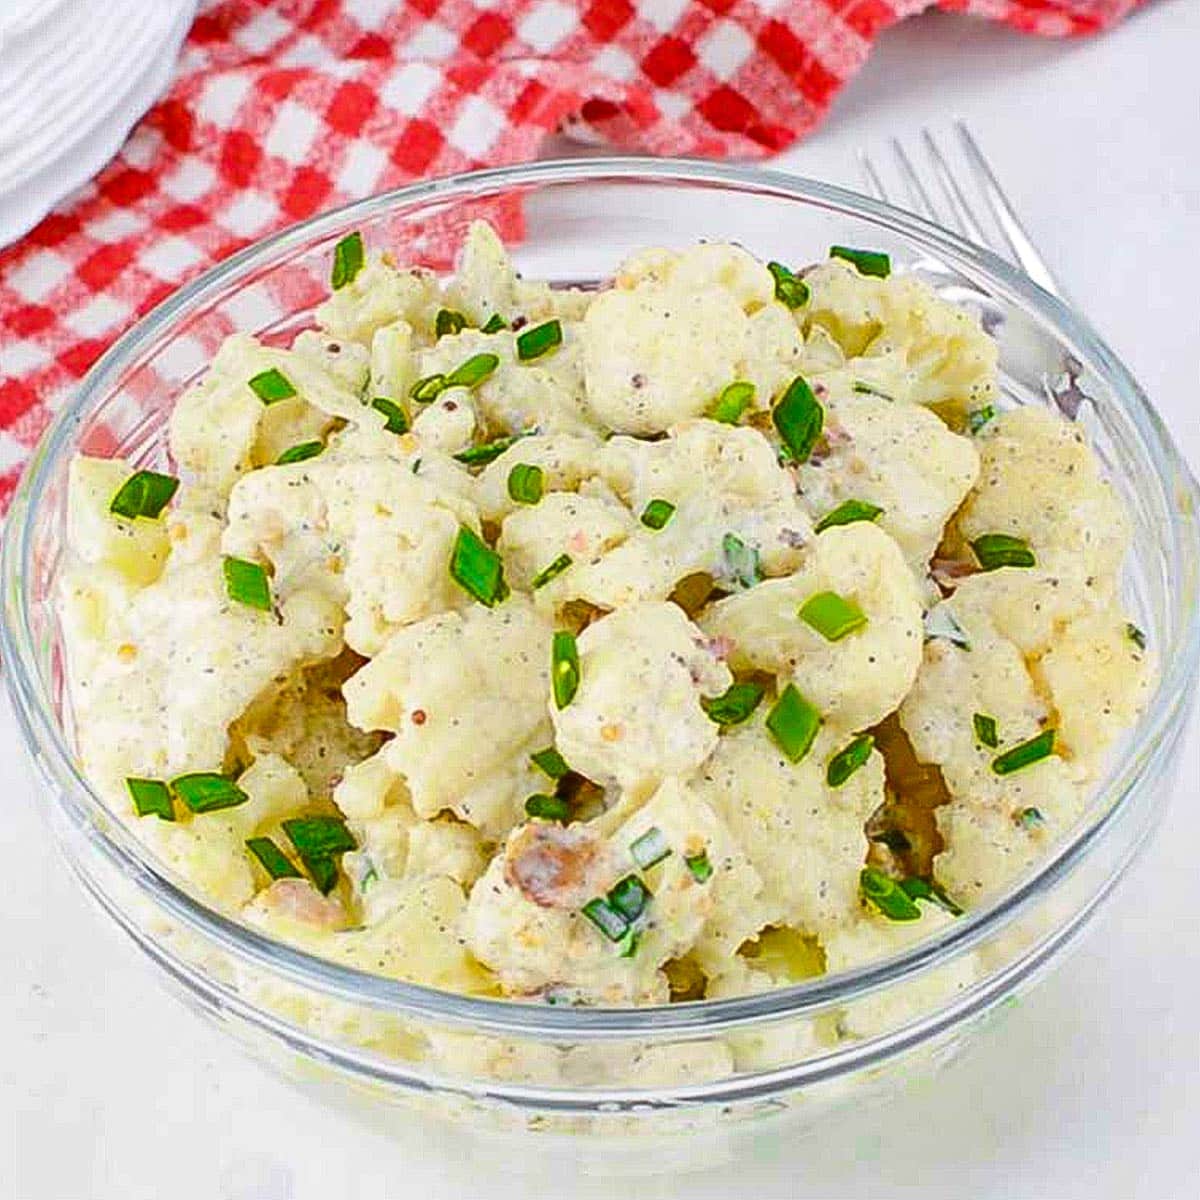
left=223, top=556, right=272, bottom=612
left=525, top=793, right=571, bottom=822
left=449, top=525, right=508, bottom=607
left=799, top=591, right=868, bottom=641
left=617, top=928, right=641, bottom=958
left=973, top=713, right=999, bottom=749
left=1126, top=622, right=1147, bottom=651
left=507, top=462, right=544, bottom=505
left=827, top=734, right=874, bottom=787
left=445, top=353, right=499, bottom=390
left=282, top=816, right=356, bottom=895
left=109, top=470, right=179, bottom=520
left=246, top=836, right=302, bottom=880
left=830, top=245, right=891, bottom=277
left=368, top=396, right=408, bottom=434
left=708, top=380, right=755, bottom=425
left=454, top=432, right=528, bottom=466
left=814, top=498, right=883, bottom=533
left=721, top=532, right=762, bottom=590
left=972, top=533, right=1036, bottom=571
left=305, top=856, right=340, bottom=895
left=924, top=605, right=971, bottom=651
left=640, top=498, right=676, bottom=530
left=701, top=681, right=765, bottom=727
left=685, top=851, right=713, bottom=884
left=126, top=777, right=174, bottom=821
left=435, top=308, right=468, bottom=338
left=248, top=367, right=297, bottom=404
left=516, top=319, right=562, bottom=361
left=608, top=874, right=650, bottom=921
left=481, top=313, right=508, bottom=334
left=531, top=553, right=572, bottom=590
left=630, top=826, right=671, bottom=870
left=773, top=375, right=824, bottom=463
left=767, top=261, right=809, bottom=309
left=171, top=772, right=249, bottom=814
left=330, top=231, right=364, bottom=290
left=967, top=404, right=996, bottom=434
left=410, top=373, right=447, bottom=403
left=551, top=630, right=580, bottom=709
left=1015, top=806, right=1045, bottom=830
left=581, top=896, right=629, bottom=941
left=276, top=440, right=324, bottom=465
left=898, top=877, right=963, bottom=916
left=766, top=684, right=822, bottom=763
left=530, top=746, right=570, bottom=780
left=992, top=729, right=1056, bottom=776
left=860, top=867, right=921, bottom=921
left=852, top=381, right=893, bottom=400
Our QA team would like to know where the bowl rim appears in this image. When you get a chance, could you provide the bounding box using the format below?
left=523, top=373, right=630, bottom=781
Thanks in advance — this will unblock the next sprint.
left=3, top=155, right=1198, bottom=1040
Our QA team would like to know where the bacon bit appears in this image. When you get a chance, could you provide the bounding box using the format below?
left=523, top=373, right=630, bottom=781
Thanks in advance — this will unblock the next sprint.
left=931, top=557, right=979, bottom=591
left=505, top=823, right=604, bottom=909
left=116, top=643, right=138, bottom=663
left=411, top=709, right=427, bottom=726
left=256, top=878, right=347, bottom=931
left=567, top=530, right=590, bottom=555
left=601, top=723, right=623, bottom=743
left=705, top=634, right=736, bottom=661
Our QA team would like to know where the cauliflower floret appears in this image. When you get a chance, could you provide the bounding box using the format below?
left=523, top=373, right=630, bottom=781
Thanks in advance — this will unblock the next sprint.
left=443, top=220, right=520, bottom=328
left=702, top=523, right=923, bottom=730
left=291, top=329, right=371, bottom=394
left=343, top=598, right=554, bottom=837
left=315, top=253, right=441, bottom=346
left=950, top=406, right=1130, bottom=586
left=223, top=455, right=478, bottom=657
left=740, top=303, right=807, bottom=406
left=473, top=433, right=604, bottom=523
left=550, top=602, right=731, bottom=795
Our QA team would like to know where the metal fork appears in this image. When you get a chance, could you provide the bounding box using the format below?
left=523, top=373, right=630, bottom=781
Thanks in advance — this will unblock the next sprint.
left=859, top=122, right=1067, bottom=302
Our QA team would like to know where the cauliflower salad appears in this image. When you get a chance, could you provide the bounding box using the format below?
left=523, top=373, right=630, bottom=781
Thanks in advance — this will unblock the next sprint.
left=59, top=222, right=1151, bottom=1009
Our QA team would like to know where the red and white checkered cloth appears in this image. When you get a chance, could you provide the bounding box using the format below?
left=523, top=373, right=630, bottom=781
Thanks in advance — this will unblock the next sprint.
left=0, top=0, right=1142, bottom=507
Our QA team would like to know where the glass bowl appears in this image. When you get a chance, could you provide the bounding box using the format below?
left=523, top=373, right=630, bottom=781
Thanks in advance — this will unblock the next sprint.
left=3, top=158, right=1198, bottom=1162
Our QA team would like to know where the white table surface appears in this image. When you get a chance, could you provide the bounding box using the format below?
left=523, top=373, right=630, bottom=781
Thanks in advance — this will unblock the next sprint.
left=3, top=3, right=1198, bottom=1197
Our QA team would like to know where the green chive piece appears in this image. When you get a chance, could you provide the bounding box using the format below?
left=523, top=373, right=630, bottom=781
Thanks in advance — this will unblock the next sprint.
left=435, top=308, right=468, bottom=338
left=799, top=590, right=868, bottom=641
left=618, top=928, right=641, bottom=958
left=516, top=319, right=562, bottom=361
left=767, top=261, right=809, bottom=309
left=531, top=553, right=572, bottom=590
left=1015, top=806, right=1045, bottom=830
left=581, top=897, right=629, bottom=941
left=608, top=874, right=650, bottom=922
left=171, top=772, right=249, bottom=814
left=282, top=816, right=357, bottom=895
left=507, top=462, right=544, bottom=505
left=640, top=498, right=676, bottom=530
left=827, top=734, right=874, bottom=787
left=330, top=231, right=365, bottom=290
left=630, top=827, right=671, bottom=870
left=246, top=836, right=302, bottom=880
left=709, top=380, right=755, bottom=425
left=852, top=381, right=893, bottom=400
left=454, top=432, right=528, bottom=466
left=766, top=684, right=822, bottom=763
left=481, top=313, right=508, bottom=334
left=248, top=368, right=297, bottom=404
left=445, top=353, right=499, bottom=390
left=860, top=867, right=921, bottom=921
left=899, top=876, right=963, bottom=916
left=701, top=680, right=765, bottom=727
left=551, top=630, right=580, bottom=709
left=992, top=729, right=1056, bottom=776
left=371, top=396, right=410, bottom=434
left=223, top=556, right=272, bottom=612
left=830, top=245, right=892, bottom=277
left=276, top=440, right=324, bottom=465
left=721, top=532, right=762, bottom=590
left=530, top=746, right=570, bottom=780
left=109, top=470, right=179, bottom=520
left=304, top=856, right=340, bottom=895
left=972, top=533, right=1036, bottom=571
left=973, top=713, right=1000, bottom=749
left=1126, top=622, right=1147, bottom=651
left=685, top=851, right=713, bottom=884
left=126, top=777, right=174, bottom=821
left=814, top=498, right=883, bottom=533
left=773, top=375, right=824, bottom=463
left=449, top=525, right=508, bottom=607
left=924, top=605, right=971, bottom=651
left=410, top=373, right=447, bottom=403
left=525, top=793, right=571, bottom=823
left=967, top=404, right=996, bottom=434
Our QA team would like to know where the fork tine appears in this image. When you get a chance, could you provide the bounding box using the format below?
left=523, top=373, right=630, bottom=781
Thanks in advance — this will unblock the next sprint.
left=920, top=128, right=993, bottom=248
left=889, top=137, right=938, bottom=222
left=858, top=150, right=889, bottom=203
left=954, top=122, right=1064, bottom=298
